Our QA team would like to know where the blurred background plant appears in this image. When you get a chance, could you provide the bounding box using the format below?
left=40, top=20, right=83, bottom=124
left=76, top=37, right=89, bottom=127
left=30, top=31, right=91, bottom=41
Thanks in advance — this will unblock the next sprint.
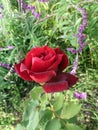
left=0, top=0, right=98, bottom=130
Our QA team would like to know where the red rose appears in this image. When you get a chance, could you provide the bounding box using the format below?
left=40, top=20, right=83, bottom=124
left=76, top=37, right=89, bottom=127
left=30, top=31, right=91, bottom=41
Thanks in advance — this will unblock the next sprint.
left=15, top=46, right=78, bottom=93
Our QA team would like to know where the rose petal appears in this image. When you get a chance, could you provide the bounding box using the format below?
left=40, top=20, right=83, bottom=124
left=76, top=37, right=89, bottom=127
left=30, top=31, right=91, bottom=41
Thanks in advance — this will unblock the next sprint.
left=61, top=73, right=78, bottom=87
left=54, top=47, right=69, bottom=71
left=42, top=72, right=78, bottom=93
left=31, top=55, right=56, bottom=72
left=25, top=46, right=56, bottom=69
left=43, top=81, right=68, bottom=93
left=15, top=62, right=32, bottom=81
left=30, top=70, right=56, bottom=83
left=25, top=47, right=45, bottom=69
left=48, top=54, right=63, bottom=71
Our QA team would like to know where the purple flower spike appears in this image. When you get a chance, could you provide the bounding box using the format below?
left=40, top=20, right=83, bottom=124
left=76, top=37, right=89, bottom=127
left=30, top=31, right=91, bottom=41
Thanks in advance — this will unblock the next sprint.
left=67, top=7, right=88, bottom=54
left=70, top=55, right=78, bottom=75
left=17, top=0, right=41, bottom=19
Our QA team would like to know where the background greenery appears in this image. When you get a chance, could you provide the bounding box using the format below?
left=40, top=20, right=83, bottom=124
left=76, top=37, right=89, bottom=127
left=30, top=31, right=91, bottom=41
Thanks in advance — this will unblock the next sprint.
left=0, top=0, right=98, bottom=130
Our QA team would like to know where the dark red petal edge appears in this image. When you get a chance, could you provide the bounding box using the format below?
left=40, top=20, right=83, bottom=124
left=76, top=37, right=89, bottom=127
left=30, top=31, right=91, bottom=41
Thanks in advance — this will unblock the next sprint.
left=43, top=81, right=68, bottom=93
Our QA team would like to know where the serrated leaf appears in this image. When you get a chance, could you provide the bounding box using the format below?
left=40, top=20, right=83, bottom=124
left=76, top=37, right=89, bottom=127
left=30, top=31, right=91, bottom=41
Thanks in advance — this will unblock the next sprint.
left=45, top=118, right=61, bottom=130
left=61, top=101, right=81, bottom=119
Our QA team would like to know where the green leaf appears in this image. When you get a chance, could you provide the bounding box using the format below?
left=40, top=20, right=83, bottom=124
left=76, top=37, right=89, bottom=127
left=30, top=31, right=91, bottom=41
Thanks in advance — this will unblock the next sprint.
left=30, top=86, right=43, bottom=100
left=65, top=123, right=84, bottom=130
left=52, top=93, right=64, bottom=111
left=40, top=109, right=53, bottom=123
left=27, top=110, right=39, bottom=130
left=23, top=100, right=40, bottom=130
left=16, top=124, right=25, bottom=130
left=39, top=109, right=53, bottom=129
left=45, top=118, right=61, bottom=130
left=61, top=101, right=81, bottom=119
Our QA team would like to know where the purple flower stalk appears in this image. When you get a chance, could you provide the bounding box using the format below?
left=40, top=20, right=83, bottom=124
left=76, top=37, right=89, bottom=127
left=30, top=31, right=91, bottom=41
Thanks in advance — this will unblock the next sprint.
left=74, top=91, right=87, bottom=100
left=70, top=54, right=78, bottom=75
left=17, top=0, right=41, bottom=19
left=67, top=7, right=88, bottom=54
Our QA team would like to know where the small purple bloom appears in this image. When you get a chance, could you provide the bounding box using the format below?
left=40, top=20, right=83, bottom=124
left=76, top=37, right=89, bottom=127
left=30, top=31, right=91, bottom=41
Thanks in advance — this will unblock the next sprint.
left=74, top=91, right=87, bottom=100
left=74, top=91, right=80, bottom=99
left=80, top=92, right=87, bottom=99
left=32, top=12, right=41, bottom=19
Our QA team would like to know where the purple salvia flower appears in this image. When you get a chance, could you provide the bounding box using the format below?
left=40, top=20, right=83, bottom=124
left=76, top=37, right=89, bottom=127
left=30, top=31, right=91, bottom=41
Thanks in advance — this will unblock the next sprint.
left=0, top=62, right=11, bottom=69
left=74, top=91, right=87, bottom=100
left=66, top=48, right=77, bottom=54
left=32, top=12, right=41, bottom=19
left=67, top=7, right=87, bottom=54
left=80, top=92, right=87, bottom=99
left=74, top=91, right=80, bottom=99
left=17, top=0, right=40, bottom=19
left=70, top=54, right=78, bottom=75
left=0, top=62, right=15, bottom=72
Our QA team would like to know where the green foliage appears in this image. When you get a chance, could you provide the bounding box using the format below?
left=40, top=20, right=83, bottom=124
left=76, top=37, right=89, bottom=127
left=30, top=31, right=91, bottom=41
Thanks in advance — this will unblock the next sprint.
left=0, top=0, right=98, bottom=130
left=16, top=124, right=25, bottom=130
left=61, top=101, right=81, bottom=119
left=65, top=123, right=84, bottom=130
left=45, top=118, right=61, bottom=130
left=16, top=89, right=82, bottom=130
left=52, top=93, right=64, bottom=111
